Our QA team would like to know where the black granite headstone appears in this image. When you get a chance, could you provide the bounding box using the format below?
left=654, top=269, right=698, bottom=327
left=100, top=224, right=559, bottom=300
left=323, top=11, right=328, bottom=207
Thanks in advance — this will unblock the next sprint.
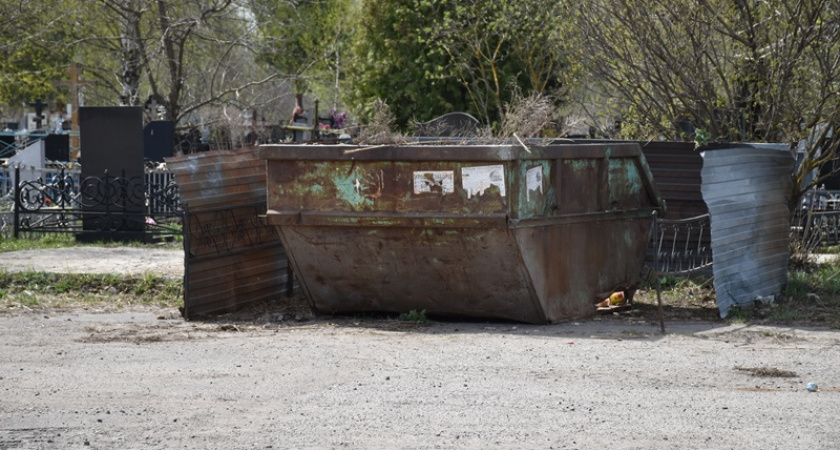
left=79, top=106, right=145, bottom=241
left=44, top=134, right=69, bottom=161
left=414, top=112, right=480, bottom=137
left=143, top=121, right=174, bottom=163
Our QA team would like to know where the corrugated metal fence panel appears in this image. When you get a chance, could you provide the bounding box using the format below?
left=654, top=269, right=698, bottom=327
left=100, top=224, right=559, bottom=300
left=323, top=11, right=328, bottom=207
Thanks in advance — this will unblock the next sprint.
left=166, top=148, right=268, bottom=210
left=166, top=148, right=291, bottom=319
left=700, top=144, right=794, bottom=317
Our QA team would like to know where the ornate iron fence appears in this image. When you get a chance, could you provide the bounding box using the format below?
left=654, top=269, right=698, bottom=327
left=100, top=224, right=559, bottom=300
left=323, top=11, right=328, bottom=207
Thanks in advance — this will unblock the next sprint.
left=11, top=165, right=182, bottom=241
left=651, top=213, right=713, bottom=275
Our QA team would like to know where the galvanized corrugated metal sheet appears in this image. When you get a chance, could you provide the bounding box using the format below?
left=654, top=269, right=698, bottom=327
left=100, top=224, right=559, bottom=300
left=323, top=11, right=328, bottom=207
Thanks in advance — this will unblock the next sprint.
left=166, top=148, right=292, bottom=319
left=700, top=144, right=794, bottom=317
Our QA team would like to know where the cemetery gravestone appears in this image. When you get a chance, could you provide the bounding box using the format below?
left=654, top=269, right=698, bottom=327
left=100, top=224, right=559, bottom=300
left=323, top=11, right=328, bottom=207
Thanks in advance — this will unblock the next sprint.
left=414, top=112, right=480, bottom=137
left=143, top=121, right=174, bottom=163
left=78, top=106, right=145, bottom=241
left=45, top=134, right=69, bottom=161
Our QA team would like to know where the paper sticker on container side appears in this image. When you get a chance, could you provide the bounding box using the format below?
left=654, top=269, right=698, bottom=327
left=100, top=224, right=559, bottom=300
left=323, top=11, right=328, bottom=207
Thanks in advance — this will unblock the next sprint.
left=462, top=165, right=505, bottom=198
left=413, top=170, right=455, bottom=195
left=526, top=166, right=544, bottom=202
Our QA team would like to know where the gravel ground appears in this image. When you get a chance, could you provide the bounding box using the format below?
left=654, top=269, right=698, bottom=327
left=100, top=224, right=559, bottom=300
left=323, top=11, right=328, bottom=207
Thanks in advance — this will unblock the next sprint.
left=1, top=247, right=839, bottom=449
left=0, top=246, right=183, bottom=279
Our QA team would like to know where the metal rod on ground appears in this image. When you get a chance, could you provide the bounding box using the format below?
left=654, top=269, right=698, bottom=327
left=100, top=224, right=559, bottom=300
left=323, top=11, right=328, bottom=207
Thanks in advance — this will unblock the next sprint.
left=653, top=210, right=666, bottom=334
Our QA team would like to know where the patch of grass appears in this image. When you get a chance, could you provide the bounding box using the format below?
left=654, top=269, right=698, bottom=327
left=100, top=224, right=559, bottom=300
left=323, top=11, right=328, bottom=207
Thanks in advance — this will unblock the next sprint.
left=759, top=330, right=798, bottom=341
left=726, top=307, right=753, bottom=324
left=399, top=309, right=428, bottom=324
left=13, top=290, right=40, bottom=308
left=0, top=236, right=182, bottom=254
left=767, top=307, right=808, bottom=322
left=620, top=329, right=649, bottom=337
left=734, top=366, right=798, bottom=378
left=640, top=273, right=713, bottom=291
left=786, top=262, right=840, bottom=297
left=0, top=270, right=182, bottom=310
left=634, top=262, right=840, bottom=327
left=0, top=234, right=78, bottom=253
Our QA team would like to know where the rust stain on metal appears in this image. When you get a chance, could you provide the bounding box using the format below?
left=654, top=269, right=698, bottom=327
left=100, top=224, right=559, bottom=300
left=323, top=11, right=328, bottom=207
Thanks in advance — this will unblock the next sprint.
left=166, top=148, right=292, bottom=319
left=258, top=142, right=663, bottom=323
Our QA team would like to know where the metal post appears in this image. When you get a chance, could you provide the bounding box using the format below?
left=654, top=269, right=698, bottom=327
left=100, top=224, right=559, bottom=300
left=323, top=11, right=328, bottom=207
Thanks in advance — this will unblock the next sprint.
left=182, top=202, right=190, bottom=319
left=58, top=167, right=66, bottom=207
left=313, top=99, right=320, bottom=139
left=653, top=210, right=666, bottom=334
left=13, top=166, right=20, bottom=239
left=286, top=258, right=294, bottom=297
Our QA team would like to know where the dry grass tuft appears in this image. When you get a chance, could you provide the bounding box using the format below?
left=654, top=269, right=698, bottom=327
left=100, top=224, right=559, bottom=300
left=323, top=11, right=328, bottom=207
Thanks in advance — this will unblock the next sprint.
left=355, top=99, right=409, bottom=145
left=498, top=88, right=556, bottom=139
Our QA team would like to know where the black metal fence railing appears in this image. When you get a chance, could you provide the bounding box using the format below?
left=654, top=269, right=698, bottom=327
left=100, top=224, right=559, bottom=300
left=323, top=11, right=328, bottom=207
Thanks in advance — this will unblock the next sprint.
left=651, top=213, right=713, bottom=276
left=792, top=208, right=840, bottom=249
left=648, top=212, right=713, bottom=334
left=11, top=166, right=182, bottom=241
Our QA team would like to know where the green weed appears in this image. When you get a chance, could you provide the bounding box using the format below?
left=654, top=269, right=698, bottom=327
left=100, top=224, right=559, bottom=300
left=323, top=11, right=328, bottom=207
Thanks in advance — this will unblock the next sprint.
left=0, top=270, right=182, bottom=310
left=399, top=309, right=428, bottom=324
left=726, top=307, right=752, bottom=324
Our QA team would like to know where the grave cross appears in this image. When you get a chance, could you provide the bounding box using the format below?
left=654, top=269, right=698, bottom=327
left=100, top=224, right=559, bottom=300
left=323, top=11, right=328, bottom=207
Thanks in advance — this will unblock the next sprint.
left=54, top=63, right=96, bottom=157
left=143, top=95, right=163, bottom=120
left=28, top=98, right=47, bottom=130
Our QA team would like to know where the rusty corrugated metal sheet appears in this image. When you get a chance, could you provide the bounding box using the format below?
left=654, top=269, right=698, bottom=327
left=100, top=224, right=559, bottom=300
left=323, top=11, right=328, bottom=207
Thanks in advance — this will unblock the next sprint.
left=641, top=141, right=707, bottom=220
left=259, top=141, right=663, bottom=323
left=700, top=144, right=794, bottom=317
left=166, top=148, right=291, bottom=319
left=167, top=147, right=268, bottom=210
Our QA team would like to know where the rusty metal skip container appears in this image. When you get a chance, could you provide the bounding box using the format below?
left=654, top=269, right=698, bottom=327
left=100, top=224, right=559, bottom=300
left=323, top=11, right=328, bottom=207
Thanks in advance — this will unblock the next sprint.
left=258, top=141, right=664, bottom=323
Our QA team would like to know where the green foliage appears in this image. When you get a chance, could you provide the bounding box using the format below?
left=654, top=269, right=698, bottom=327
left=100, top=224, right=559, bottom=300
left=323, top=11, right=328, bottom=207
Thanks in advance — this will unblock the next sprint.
left=346, top=0, right=573, bottom=131
left=422, top=0, right=572, bottom=127
left=346, top=0, right=468, bottom=129
left=399, top=309, right=428, bottom=324
left=252, top=0, right=357, bottom=106
left=0, top=1, right=76, bottom=106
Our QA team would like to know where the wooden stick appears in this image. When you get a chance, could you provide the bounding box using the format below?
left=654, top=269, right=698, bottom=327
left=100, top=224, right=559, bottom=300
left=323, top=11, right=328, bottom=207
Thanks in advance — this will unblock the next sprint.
left=513, top=133, right=532, bottom=153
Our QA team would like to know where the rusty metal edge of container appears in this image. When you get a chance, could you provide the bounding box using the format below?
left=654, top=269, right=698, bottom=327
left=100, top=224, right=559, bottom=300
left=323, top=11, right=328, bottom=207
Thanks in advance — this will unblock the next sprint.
left=258, top=141, right=665, bottom=215
left=258, top=141, right=650, bottom=162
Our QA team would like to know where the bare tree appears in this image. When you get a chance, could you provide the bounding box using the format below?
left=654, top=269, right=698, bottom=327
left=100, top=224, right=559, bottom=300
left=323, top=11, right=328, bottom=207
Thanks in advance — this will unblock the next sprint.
left=78, top=0, right=283, bottom=136
left=570, top=0, right=840, bottom=206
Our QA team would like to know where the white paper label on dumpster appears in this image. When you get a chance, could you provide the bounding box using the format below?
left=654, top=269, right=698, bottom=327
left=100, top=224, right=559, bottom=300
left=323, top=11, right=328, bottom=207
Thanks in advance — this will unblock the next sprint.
left=413, top=170, right=455, bottom=195
left=461, top=165, right=505, bottom=198
left=526, top=166, right=544, bottom=201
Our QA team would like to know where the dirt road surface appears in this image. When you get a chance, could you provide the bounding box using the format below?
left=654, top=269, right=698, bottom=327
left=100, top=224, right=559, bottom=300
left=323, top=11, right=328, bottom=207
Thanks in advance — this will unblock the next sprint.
left=1, top=247, right=839, bottom=449
left=0, top=246, right=183, bottom=279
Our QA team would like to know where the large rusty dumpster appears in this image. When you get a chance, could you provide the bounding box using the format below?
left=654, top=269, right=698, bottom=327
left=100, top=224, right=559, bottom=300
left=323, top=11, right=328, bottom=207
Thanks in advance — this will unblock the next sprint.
left=258, top=141, right=663, bottom=323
